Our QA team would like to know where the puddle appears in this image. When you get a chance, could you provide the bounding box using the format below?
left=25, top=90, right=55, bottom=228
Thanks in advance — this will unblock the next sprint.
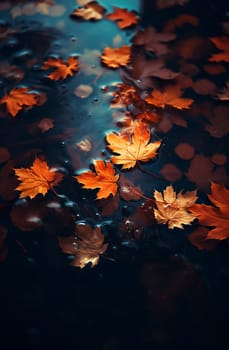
left=0, top=0, right=229, bottom=348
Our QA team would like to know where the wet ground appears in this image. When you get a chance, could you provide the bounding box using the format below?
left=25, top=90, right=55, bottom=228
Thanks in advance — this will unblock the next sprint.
left=0, top=0, right=229, bottom=349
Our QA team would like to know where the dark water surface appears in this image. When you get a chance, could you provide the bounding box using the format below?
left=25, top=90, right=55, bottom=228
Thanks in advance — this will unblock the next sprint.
left=0, top=0, right=229, bottom=349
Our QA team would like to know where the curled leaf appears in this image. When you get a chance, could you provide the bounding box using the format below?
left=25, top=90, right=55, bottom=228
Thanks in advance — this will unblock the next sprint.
left=71, top=1, right=106, bottom=20
left=154, top=185, right=197, bottom=229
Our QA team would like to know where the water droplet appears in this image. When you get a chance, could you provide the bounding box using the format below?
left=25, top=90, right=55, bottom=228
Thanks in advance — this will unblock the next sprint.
left=14, top=49, right=32, bottom=62
left=70, top=36, right=77, bottom=42
left=5, top=38, right=19, bottom=49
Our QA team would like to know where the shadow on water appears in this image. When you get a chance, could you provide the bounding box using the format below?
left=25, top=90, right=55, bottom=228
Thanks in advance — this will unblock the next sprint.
left=0, top=0, right=229, bottom=349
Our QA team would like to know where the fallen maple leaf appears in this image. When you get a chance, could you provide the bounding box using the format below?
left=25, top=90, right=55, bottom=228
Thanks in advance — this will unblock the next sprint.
left=106, top=123, right=161, bottom=169
left=75, top=160, right=119, bottom=199
left=58, top=223, right=108, bottom=268
left=132, top=26, right=176, bottom=55
left=121, top=55, right=178, bottom=89
left=101, top=45, right=131, bottom=68
left=189, top=182, right=229, bottom=240
left=42, top=56, right=79, bottom=80
left=111, top=83, right=139, bottom=108
left=188, top=227, right=219, bottom=251
left=71, top=1, right=105, bottom=20
left=154, top=185, right=197, bottom=229
left=164, top=14, right=199, bottom=32
left=145, top=86, right=194, bottom=110
left=106, top=7, right=139, bottom=29
left=0, top=87, right=39, bottom=117
left=209, top=36, right=229, bottom=62
left=14, top=157, right=63, bottom=199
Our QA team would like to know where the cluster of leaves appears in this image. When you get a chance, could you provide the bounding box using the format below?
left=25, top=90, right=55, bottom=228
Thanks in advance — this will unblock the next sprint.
left=0, top=0, right=229, bottom=268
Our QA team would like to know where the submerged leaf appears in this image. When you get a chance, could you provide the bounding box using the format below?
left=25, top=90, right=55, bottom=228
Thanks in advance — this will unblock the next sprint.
left=58, top=223, right=108, bottom=268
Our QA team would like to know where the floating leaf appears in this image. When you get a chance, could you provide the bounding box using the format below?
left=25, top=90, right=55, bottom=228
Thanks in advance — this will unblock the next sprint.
left=209, top=36, right=229, bottom=62
left=132, top=26, right=176, bottom=55
left=188, top=227, right=218, bottom=251
left=75, top=160, right=119, bottom=199
left=154, top=185, right=197, bottom=229
left=42, top=56, right=79, bottom=80
left=164, top=14, right=199, bottom=32
left=101, top=45, right=131, bottom=68
left=0, top=87, right=39, bottom=117
left=14, top=157, right=63, bottom=199
left=145, top=86, right=194, bottom=110
left=58, top=223, right=108, bottom=268
left=106, top=7, right=139, bottom=29
left=190, top=183, right=229, bottom=240
left=106, top=123, right=161, bottom=169
left=71, top=1, right=106, bottom=20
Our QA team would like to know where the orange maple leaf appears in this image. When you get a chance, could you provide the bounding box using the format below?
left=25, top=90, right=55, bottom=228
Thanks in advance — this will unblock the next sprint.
left=189, top=182, right=229, bottom=240
left=58, top=223, right=108, bottom=268
left=14, top=157, right=63, bottom=199
left=75, top=160, right=119, bottom=199
left=145, top=86, right=194, bottom=110
left=209, top=36, right=229, bottom=63
left=42, top=56, right=79, bottom=80
left=106, top=7, right=139, bottom=29
left=101, top=45, right=131, bottom=68
left=154, top=185, right=198, bottom=229
left=106, top=123, right=161, bottom=169
left=0, top=87, right=39, bottom=117
left=71, top=1, right=106, bottom=20
left=111, top=83, right=139, bottom=108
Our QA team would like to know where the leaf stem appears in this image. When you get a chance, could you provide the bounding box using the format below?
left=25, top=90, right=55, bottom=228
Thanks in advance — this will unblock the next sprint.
left=137, top=161, right=164, bottom=180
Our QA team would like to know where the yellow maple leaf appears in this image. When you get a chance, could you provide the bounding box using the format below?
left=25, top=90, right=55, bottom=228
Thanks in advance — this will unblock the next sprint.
left=106, top=123, right=161, bottom=169
left=71, top=1, right=105, bottom=20
left=154, top=185, right=197, bottom=229
left=58, top=223, right=108, bottom=268
left=14, top=157, right=63, bottom=199
left=42, top=56, right=79, bottom=80
left=75, top=160, right=119, bottom=199
left=0, top=87, right=39, bottom=117
left=101, top=45, right=131, bottom=68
